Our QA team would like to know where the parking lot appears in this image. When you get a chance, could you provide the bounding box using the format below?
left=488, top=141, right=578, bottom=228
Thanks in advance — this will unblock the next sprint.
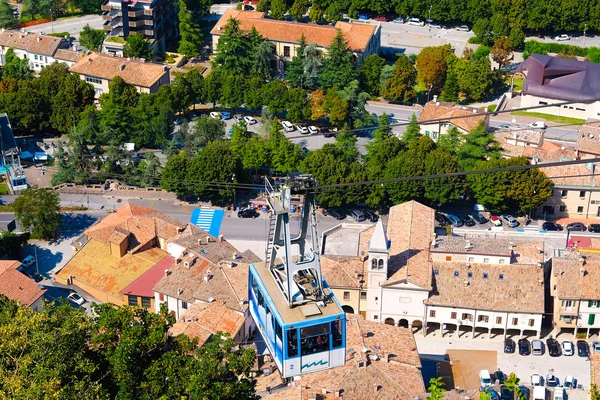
left=415, top=335, right=592, bottom=391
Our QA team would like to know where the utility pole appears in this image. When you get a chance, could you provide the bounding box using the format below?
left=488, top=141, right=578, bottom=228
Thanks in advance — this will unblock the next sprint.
left=584, top=23, right=587, bottom=47
left=49, top=9, right=53, bottom=33
left=34, top=246, right=39, bottom=274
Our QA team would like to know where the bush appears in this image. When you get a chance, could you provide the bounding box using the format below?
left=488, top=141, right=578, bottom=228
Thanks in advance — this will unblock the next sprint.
left=472, top=45, right=491, bottom=60
left=524, top=40, right=588, bottom=59
left=487, top=104, right=497, bottom=112
left=589, top=47, right=600, bottom=63
left=47, top=32, right=70, bottom=38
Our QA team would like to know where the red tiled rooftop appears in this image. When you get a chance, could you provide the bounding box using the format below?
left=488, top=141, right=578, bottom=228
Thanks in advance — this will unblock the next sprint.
left=120, top=255, right=174, bottom=297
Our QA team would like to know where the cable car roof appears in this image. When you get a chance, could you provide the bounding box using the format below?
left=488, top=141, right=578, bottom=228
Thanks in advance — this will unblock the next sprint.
left=251, top=262, right=343, bottom=326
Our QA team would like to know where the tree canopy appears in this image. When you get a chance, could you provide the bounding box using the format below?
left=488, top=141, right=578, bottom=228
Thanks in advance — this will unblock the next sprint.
left=12, top=187, right=61, bottom=240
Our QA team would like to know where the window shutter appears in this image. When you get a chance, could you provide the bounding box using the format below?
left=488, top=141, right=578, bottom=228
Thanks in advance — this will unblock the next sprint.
left=589, top=301, right=593, bottom=308
left=589, top=314, right=596, bottom=325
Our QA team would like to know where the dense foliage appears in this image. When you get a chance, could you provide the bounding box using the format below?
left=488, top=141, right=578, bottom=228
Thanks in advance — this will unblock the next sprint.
left=0, top=298, right=258, bottom=399
left=12, top=187, right=61, bottom=239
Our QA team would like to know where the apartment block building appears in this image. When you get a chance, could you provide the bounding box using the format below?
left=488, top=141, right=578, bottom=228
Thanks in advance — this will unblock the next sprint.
left=101, top=0, right=178, bottom=53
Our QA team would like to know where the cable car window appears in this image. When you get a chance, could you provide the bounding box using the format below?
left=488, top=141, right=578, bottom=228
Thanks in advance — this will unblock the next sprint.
left=301, top=334, right=329, bottom=356
left=287, top=329, right=298, bottom=357
left=300, top=323, right=329, bottom=338
left=331, top=320, right=343, bottom=349
left=275, top=319, right=282, bottom=341
left=257, top=288, right=264, bottom=307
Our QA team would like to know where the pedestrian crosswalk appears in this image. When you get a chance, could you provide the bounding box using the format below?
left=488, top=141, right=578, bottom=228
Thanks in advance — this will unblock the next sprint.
left=190, top=208, right=224, bottom=237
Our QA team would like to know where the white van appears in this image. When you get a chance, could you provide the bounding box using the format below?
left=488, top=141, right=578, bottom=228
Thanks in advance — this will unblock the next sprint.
left=553, top=387, right=564, bottom=400
left=407, top=17, right=424, bottom=26
left=281, top=121, right=295, bottom=132
left=533, top=386, right=546, bottom=400
left=530, top=121, right=547, bottom=129
left=480, top=370, right=492, bottom=387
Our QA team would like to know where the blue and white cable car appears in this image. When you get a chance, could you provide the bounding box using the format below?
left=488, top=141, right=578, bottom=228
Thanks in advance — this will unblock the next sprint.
left=248, top=178, right=346, bottom=378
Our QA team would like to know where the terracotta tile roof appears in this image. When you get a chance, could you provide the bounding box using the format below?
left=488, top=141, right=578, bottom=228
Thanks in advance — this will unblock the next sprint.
left=56, top=239, right=169, bottom=297
left=495, top=130, right=543, bottom=158
left=358, top=224, right=376, bottom=255
left=153, top=257, right=251, bottom=313
left=85, top=203, right=186, bottom=251
left=522, top=140, right=577, bottom=162
left=553, top=250, right=600, bottom=300
left=169, top=301, right=246, bottom=344
left=431, top=236, right=513, bottom=257
left=54, top=49, right=84, bottom=63
left=0, top=31, right=66, bottom=56
left=0, top=260, right=20, bottom=274
left=577, top=123, right=600, bottom=155
left=0, top=268, right=45, bottom=307
left=267, top=314, right=424, bottom=399
left=425, top=261, right=544, bottom=313
left=541, top=163, right=600, bottom=187
left=511, top=241, right=545, bottom=265
left=121, top=256, right=175, bottom=297
left=385, top=201, right=435, bottom=289
left=211, top=9, right=377, bottom=52
left=321, top=255, right=365, bottom=288
left=69, top=52, right=169, bottom=88
left=592, top=353, right=600, bottom=388
left=419, top=101, right=488, bottom=132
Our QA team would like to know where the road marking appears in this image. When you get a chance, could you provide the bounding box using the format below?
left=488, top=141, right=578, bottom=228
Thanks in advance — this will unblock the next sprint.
left=150, top=200, right=154, bottom=209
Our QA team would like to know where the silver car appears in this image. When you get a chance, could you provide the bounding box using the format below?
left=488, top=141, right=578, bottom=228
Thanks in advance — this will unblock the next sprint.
left=500, top=214, right=519, bottom=228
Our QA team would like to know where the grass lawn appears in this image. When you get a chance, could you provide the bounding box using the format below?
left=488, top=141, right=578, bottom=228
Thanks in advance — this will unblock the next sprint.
left=0, top=182, right=8, bottom=195
left=510, top=111, right=586, bottom=125
left=507, top=77, right=524, bottom=91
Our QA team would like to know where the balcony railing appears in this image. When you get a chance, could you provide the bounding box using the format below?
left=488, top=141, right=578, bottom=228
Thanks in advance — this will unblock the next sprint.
left=128, top=9, right=153, bottom=17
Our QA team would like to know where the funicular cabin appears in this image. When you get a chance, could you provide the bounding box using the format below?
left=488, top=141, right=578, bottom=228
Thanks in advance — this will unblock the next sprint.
left=249, top=263, right=345, bottom=378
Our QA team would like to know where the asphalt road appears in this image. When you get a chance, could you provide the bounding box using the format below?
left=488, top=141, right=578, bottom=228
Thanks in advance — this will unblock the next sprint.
left=24, top=14, right=105, bottom=38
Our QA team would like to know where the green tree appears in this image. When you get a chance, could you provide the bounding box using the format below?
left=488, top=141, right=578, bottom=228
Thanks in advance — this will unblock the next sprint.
left=72, top=0, right=103, bottom=13
left=359, top=54, right=386, bottom=95
left=79, top=24, right=105, bottom=52
left=220, top=73, right=247, bottom=110
left=270, top=0, right=286, bottom=19
left=455, top=57, right=497, bottom=101
left=0, top=0, right=15, bottom=29
left=261, top=79, right=289, bottom=114
left=50, top=74, right=95, bottom=134
left=591, top=384, right=600, bottom=400
left=320, top=29, right=356, bottom=89
left=3, top=48, right=33, bottom=80
left=0, top=231, right=28, bottom=259
left=267, top=128, right=303, bottom=173
left=285, top=34, right=306, bottom=87
left=186, top=142, right=239, bottom=202
left=338, top=79, right=370, bottom=126
left=99, top=76, right=139, bottom=141
left=381, top=54, right=416, bottom=103
left=589, top=47, right=600, bottom=64
left=251, top=40, right=275, bottom=80
left=203, top=69, right=223, bottom=108
left=423, top=148, right=462, bottom=206
left=303, top=44, right=322, bottom=88
left=402, top=113, right=421, bottom=146
left=230, top=120, right=252, bottom=143
left=289, top=0, right=308, bottom=20
left=123, top=33, right=153, bottom=59
left=473, top=18, right=492, bottom=44
left=131, top=91, right=174, bottom=148
left=286, top=87, right=310, bottom=122
left=491, top=36, right=513, bottom=69
left=244, top=77, right=265, bottom=111
left=509, top=27, right=526, bottom=51
left=427, top=377, right=446, bottom=400
left=457, top=121, right=501, bottom=170
left=325, top=90, right=349, bottom=127
left=308, top=4, right=324, bottom=22
left=160, top=152, right=190, bottom=195
left=437, top=126, right=462, bottom=154
left=213, top=17, right=251, bottom=74
left=13, top=187, right=61, bottom=239
left=194, top=116, right=226, bottom=146
left=505, top=373, right=525, bottom=400
left=324, top=1, right=344, bottom=23
left=440, top=66, right=459, bottom=102
left=178, top=0, right=203, bottom=57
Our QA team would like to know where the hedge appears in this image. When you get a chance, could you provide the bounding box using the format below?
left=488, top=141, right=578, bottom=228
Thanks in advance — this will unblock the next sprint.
left=523, top=40, right=594, bottom=60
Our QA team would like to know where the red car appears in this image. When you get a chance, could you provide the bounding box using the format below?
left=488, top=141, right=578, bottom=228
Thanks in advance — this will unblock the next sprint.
left=375, top=16, right=389, bottom=22
left=490, top=215, right=502, bottom=226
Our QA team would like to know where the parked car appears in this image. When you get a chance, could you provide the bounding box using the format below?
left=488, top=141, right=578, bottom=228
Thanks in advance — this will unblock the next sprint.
left=480, top=387, right=500, bottom=400
left=589, top=224, right=600, bottom=233
left=327, top=209, right=346, bottom=220
left=393, top=17, right=404, bottom=23
left=375, top=16, right=388, bottom=22
left=349, top=209, right=366, bottom=222
left=529, top=121, right=546, bottom=129
left=429, top=22, right=442, bottom=28
left=364, top=210, right=379, bottom=222
left=518, top=338, right=531, bottom=355
left=563, top=375, right=575, bottom=389
left=233, top=114, right=243, bottom=122
left=593, top=341, right=600, bottom=353
left=562, top=340, right=574, bottom=356
left=436, top=213, right=451, bottom=226
left=238, top=209, right=259, bottom=218
left=532, top=339, right=544, bottom=356
left=244, top=115, right=257, bottom=124
left=321, top=127, right=334, bottom=138
left=542, top=221, right=562, bottom=231
left=567, top=222, right=586, bottom=232
left=500, top=386, right=512, bottom=400
left=456, top=25, right=470, bottom=31
left=220, top=111, right=231, bottom=120
left=577, top=340, right=589, bottom=357
left=480, top=370, right=492, bottom=387
left=21, top=256, right=35, bottom=268
left=296, top=124, right=309, bottom=134
left=357, top=13, right=369, bottom=20
left=500, top=214, right=519, bottom=228
left=460, top=214, right=476, bottom=227
left=498, top=123, right=511, bottom=129
left=209, top=111, right=221, bottom=119
left=281, top=120, right=294, bottom=132
left=504, top=338, right=515, bottom=354
left=243, top=4, right=254, bottom=10
left=547, top=338, right=561, bottom=357
left=407, top=17, right=424, bottom=26
left=308, top=125, right=319, bottom=134
left=531, top=373, right=543, bottom=386
left=22, top=270, right=43, bottom=282
left=446, top=214, right=464, bottom=227
left=517, top=386, right=530, bottom=400
left=490, top=215, right=502, bottom=226
left=471, top=213, right=488, bottom=224
left=555, top=34, right=570, bottom=41
left=546, top=374, right=558, bottom=387
left=68, top=292, right=86, bottom=306
left=554, top=387, right=564, bottom=400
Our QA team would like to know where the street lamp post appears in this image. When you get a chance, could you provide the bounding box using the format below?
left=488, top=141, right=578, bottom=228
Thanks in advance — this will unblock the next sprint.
left=584, top=23, right=588, bottom=47
left=428, top=5, right=432, bottom=34
left=49, top=9, right=53, bottom=33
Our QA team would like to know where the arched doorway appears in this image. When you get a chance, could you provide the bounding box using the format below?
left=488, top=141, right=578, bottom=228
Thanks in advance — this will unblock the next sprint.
left=384, top=318, right=395, bottom=325
left=342, top=305, right=355, bottom=314
left=398, top=319, right=409, bottom=328
left=412, top=320, right=423, bottom=332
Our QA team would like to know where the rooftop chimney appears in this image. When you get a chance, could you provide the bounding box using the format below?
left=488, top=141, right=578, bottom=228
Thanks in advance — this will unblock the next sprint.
left=580, top=267, right=586, bottom=278
left=164, top=269, right=171, bottom=276
left=120, top=64, right=126, bottom=71
left=206, top=236, right=211, bottom=244
left=579, top=257, right=586, bottom=267
left=218, top=234, right=224, bottom=242
left=37, top=36, right=42, bottom=42
left=177, top=288, right=183, bottom=296
left=433, top=95, right=438, bottom=102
